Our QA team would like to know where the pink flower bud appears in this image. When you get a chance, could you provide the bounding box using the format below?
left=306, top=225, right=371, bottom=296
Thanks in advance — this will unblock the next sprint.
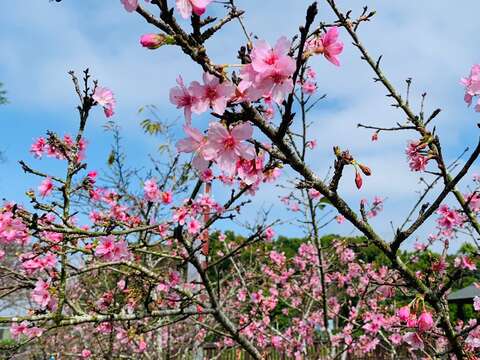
left=397, top=305, right=410, bottom=322
left=140, top=34, right=166, bottom=49
left=355, top=171, right=363, bottom=189
left=417, top=311, right=433, bottom=332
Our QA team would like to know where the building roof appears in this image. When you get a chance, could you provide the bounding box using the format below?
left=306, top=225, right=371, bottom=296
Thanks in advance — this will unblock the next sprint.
left=448, top=285, right=480, bottom=301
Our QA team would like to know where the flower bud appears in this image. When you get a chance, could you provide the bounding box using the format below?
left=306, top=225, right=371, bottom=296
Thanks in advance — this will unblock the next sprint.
left=358, top=163, right=372, bottom=176
left=355, top=171, right=363, bottom=189
left=417, top=311, right=433, bottom=332
left=140, top=34, right=174, bottom=49
left=371, top=132, right=378, bottom=141
left=397, top=305, right=410, bottom=322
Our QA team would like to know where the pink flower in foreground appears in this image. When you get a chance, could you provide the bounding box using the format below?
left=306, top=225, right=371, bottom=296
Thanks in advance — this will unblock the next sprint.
left=176, top=125, right=210, bottom=171
left=437, top=205, right=463, bottom=230
left=403, top=332, right=424, bottom=350
left=308, top=188, right=321, bottom=199
left=93, top=86, right=116, bottom=118
left=121, top=0, right=138, bottom=12
left=397, top=306, right=410, bottom=322
left=187, top=218, right=201, bottom=234
left=454, top=255, right=477, bottom=271
left=204, top=122, right=256, bottom=175
left=240, top=37, right=295, bottom=104
left=306, top=27, right=344, bottom=66
left=190, top=72, right=235, bottom=115
left=302, top=81, right=317, bottom=95
left=406, top=140, right=429, bottom=172
left=265, top=227, right=275, bottom=242
left=10, top=321, right=29, bottom=338
left=81, top=349, right=92, bottom=358
left=417, top=311, right=433, bottom=332
left=38, top=177, right=54, bottom=197
left=140, top=34, right=165, bottom=49
left=144, top=179, right=161, bottom=202
left=161, top=191, right=173, bottom=204
left=31, top=279, right=51, bottom=309
left=176, top=0, right=212, bottom=19
left=170, top=76, right=197, bottom=123
left=461, top=64, right=480, bottom=112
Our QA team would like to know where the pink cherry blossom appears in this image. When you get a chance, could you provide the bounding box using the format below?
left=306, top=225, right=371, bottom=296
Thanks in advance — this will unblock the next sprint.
left=170, top=76, right=196, bottom=123
left=403, top=332, right=424, bottom=350
left=120, top=0, right=137, bottom=12
left=10, top=321, right=29, bottom=338
left=301, top=81, right=317, bottom=95
left=308, top=188, right=321, bottom=199
left=397, top=305, right=410, bottom=322
left=189, top=72, right=235, bottom=115
left=187, top=218, right=201, bottom=234
left=144, top=179, right=161, bottom=202
left=306, top=27, right=344, bottom=66
left=31, top=279, right=51, bottom=309
left=239, top=37, right=296, bottom=104
left=203, top=122, right=255, bottom=176
left=454, top=255, right=477, bottom=271
left=437, top=205, right=463, bottom=230
left=140, top=34, right=165, bottom=49
left=38, top=177, right=53, bottom=197
left=176, top=0, right=212, bottom=19
left=417, top=311, right=433, bottom=332
left=265, top=227, right=275, bottom=242
left=161, top=191, right=173, bottom=204
left=176, top=125, right=210, bottom=171
left=461, top=64, right=480, bottom=111
left=92, top=86, right=116, bottom=118
left=81, top=349, right=92, bottom=358
left=405, top=140, right=429, bottom=172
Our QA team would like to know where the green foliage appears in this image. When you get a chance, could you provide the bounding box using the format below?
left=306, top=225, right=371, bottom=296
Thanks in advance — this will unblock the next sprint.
left=140, top=119, right=164, bottom=136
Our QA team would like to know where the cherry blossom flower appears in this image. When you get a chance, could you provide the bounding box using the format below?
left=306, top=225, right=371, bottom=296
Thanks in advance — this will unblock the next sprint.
left=403, top=332, right=424, bottom=350
left=92, top=86, right=116, bottom=118
left=308, top=188, right=321, bottom=199
left=265, top=227, right=275, bottom=241
left=461, top=64, right=480, bottom=112
left=95, top=236, right=130, bottom=261
left=176, top=0, right=212, bottom=19
left=189, top=72, right=235, bottom=115
left=240, top=37, right=296, bottom=104
left=417, top=311, right=433, bottom=332
left=397, top=306, right=410, bottom=322
left=38, top=177, right=53, bottom=197
left=140, top=34, right=166, bottom=49
left=454, top=255, right=477, bottom=271
left=161, top=191, right=173, bottom=204
left=203, top=122, right=256, bottom=175
left=306, top=27, right=344, bottom=66
left=10, top=321, right=29, bottom=338
left=406, top=140, right=429, bottom=172
left=144, top=179, right=161, bottom=202
left=0, top=211, right=29, bottom=245
left=170, top=76, right=197, bottom=123
left=31, top=279, right=51, bottom=309
left=474, top=296, right=480, bottom=311
left=187, top=218, right=201, bottom=234
left=437, top=205, right=463, bottom=231
left=176, top=125, right=211, bottom=171
left=120, top=0, right=138, bottom=12
left=301, top=81, right=317, bottom=95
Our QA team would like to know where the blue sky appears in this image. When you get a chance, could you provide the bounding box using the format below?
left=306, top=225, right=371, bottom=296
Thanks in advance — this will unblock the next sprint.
left=0, top=1, right=479, bottom=251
